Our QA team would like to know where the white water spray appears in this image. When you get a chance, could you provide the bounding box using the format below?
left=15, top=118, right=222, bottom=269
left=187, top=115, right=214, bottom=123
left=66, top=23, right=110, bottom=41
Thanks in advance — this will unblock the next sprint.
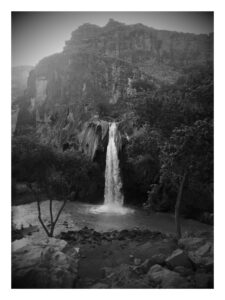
left=90, top=122, right=133, bottom=214
left=104, top=122, right=124, bottom=209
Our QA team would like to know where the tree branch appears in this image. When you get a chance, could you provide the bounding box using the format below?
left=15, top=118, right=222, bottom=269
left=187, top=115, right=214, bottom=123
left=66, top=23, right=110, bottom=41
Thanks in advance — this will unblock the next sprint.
left=175, top=172, right=187, bottom=239
left=36, top=197, right=50, bottom=237
left=49, top=198, right=53, bottom=225
left=52, top=199, right=67, bottom=229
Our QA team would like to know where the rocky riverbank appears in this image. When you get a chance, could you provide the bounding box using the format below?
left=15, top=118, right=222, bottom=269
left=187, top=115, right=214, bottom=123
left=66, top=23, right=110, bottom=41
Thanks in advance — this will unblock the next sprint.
left=12, top=226, right=213, bottom=288
left=12, top=237, right=79, bottom=288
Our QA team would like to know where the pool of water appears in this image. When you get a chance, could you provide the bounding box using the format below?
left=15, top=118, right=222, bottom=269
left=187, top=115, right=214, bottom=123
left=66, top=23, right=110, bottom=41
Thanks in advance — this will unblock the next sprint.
left=12, top=200, right=212, bottom=239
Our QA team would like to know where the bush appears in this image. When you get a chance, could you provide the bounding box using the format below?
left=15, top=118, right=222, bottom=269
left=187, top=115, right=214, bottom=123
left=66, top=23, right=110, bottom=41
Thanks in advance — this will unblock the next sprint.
left=12, top=136, right=104, bottom=204
left=57, top=150, right=104, bottom=203
left=122, top=126, right=161, bottom=204
left=145, top=119, right=213, bottom=217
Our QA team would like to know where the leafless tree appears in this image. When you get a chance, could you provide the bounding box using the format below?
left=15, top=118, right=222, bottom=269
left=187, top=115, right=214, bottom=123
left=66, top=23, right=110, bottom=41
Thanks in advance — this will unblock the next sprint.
left=28, top=173, right=70, bottom=237
left=175, top=172, right=187, bottom=239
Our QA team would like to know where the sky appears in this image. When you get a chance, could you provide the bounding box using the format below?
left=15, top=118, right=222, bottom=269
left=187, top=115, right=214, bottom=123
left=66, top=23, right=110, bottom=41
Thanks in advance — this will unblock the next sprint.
left=12, top=12, right=213, bottom=67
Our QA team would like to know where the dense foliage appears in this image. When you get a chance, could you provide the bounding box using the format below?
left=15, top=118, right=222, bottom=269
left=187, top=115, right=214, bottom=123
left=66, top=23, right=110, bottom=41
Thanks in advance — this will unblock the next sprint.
left=122, top=125, right=161, bottom=204
left=146, top=120, right=213, bottom=216
left=12, top=135, right=104, bottom=204
left=122, top=66, right=213, bottom=218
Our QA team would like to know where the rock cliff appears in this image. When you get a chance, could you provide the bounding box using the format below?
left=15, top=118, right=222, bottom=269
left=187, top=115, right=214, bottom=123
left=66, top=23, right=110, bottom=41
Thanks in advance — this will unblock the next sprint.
left=14, top=19, right=213, bottom=157
left=12, top=65, right=33, bottom=103
left=12, top=66, right=33, bottom=134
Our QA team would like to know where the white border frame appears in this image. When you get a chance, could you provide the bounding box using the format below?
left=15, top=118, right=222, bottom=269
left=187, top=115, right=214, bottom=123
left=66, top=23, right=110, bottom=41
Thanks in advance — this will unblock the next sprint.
left=1, top=1, right=224, bottom=299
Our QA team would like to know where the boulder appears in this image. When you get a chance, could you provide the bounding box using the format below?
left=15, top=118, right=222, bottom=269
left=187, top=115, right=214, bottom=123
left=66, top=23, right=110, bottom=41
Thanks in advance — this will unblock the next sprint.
left=165, top=249, right=193, bottom=269
left=187, top=241, right=213, bottom=271
left=101, top=267, right=113, bottom=278
left=195, top=273, right=213, bottom=288
left=195, top=242, right=212, bottom=257
left=147, top=264, right=191, bottom=288
left=132, top=254, right=166, bottom=276
left=131, top=259, right=151, bottom=275
left=104, top=263, right=149, bottom=288
left=202, top=257, right=214, bottom=272
left=139, top=259, right=151, bottom=273
left=134, top=258, right=142, bottom=266
left=173, top=266, right=193, bottom=277
left=12, top=238, right=79, bottom=288
left=12, top=237, right=30, bottom=251
left=188, top=252, right=213, bottom=271
left=178, top=237, right=205, bottom=251
left=150, top=253, right=167, bottom=266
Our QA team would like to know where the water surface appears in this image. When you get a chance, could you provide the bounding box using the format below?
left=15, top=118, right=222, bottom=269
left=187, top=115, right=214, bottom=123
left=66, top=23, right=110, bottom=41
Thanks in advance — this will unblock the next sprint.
left=12, top=201, right=212, bottom=238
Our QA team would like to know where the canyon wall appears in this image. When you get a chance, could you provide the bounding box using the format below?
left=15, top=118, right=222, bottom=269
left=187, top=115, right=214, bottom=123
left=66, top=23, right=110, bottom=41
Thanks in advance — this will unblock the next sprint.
left=14, top=19, right=213, bottom=157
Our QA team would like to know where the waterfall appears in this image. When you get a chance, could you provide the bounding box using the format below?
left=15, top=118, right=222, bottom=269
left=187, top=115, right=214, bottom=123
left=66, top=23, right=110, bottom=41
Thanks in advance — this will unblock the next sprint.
left=104, top=122, right=124, bottom=208
left=89, top=121, right=133, bottom=214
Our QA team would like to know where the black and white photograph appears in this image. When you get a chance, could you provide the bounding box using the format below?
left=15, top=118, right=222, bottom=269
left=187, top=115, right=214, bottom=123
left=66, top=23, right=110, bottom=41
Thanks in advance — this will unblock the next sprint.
left=11, top=10, right=214, bottom=289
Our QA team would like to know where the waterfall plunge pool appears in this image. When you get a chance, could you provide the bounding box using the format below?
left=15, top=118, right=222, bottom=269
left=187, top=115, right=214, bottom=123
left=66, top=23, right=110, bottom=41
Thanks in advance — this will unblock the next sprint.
left=12, top=200, right=212, bottom=239
left=89, top=203, right=134, bottom=215
left=12, top=122, right=212, bottom=239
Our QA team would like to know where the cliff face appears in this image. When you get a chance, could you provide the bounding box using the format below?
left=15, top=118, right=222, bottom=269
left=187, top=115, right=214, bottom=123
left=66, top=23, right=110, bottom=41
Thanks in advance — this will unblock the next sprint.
left=64, top=19, right=213, bottom=83
left=12, top=66, right=33, bottom=134
left=14, top=19, right=213, bottom=156
left=12, top=66, right=33, bottom=103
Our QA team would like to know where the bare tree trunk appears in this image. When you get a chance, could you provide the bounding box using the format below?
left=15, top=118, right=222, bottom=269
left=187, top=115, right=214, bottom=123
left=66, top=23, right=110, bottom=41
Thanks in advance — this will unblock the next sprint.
left=175, top=172, right=187, bottom=239
left=50, top=199, right=67, bottom=237
left=49, top=176, right=69, bottom=237
left=28, top=183, right=51, bottom=237
left=37, top=197, right=51, bottom=237
left=28, top=183, right=68, bottom=238
left=49, top=199, right=54, bottom=237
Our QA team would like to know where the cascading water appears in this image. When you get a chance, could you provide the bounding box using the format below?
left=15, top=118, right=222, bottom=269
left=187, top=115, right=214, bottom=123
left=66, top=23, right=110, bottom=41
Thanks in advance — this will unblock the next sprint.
left=104, top=122, right=124, bottom=208
left=90, top=122, right=133, bottom=214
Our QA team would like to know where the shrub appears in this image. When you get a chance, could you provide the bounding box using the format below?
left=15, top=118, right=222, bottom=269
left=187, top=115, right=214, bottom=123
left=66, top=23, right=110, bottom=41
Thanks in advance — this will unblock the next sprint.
left=12, top=136, right=104, bottom=204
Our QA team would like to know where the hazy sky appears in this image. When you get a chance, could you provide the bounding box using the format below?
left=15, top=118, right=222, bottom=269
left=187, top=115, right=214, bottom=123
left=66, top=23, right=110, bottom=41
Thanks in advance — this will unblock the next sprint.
left=12, top=12, right=213, bottom=67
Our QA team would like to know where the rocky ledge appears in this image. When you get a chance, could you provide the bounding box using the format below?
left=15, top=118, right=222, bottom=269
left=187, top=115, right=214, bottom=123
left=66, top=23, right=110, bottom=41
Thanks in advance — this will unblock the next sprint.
left=59, top=227, right=213, bottom=288
left=12, top=227, right=213, bottom=289
left=12, top=238, right=79, bottom=288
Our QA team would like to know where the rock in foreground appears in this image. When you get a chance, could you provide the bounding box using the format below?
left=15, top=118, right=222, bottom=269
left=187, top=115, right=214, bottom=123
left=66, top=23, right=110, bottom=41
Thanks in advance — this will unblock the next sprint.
left=12, top=238, right=79, bottom=288
left=147, top=264, right=191, bottom=288
left=165, top=249, right=193, bottom=269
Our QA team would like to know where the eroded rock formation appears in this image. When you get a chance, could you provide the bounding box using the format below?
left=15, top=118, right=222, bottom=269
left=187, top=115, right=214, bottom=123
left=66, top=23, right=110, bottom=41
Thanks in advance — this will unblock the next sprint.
left=79, top=119, right=109, bottom=160
left=14, top=19, right=213, bottom=156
